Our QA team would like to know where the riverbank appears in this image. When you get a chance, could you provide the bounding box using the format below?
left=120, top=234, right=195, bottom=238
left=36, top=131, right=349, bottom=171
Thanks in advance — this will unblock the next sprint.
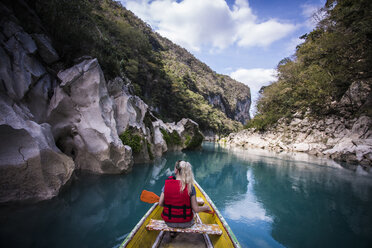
left=224, top=79, right=372, bottom=172
left=223, top=113, right=372, bottom=173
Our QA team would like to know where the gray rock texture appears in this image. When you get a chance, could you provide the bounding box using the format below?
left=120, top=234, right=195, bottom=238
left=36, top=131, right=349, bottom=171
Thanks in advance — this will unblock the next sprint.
left=47, top=59, right=132, bottom=174
left=0, top=94, right=74, bottom=203
left=107, top=78, right=203, bottom=163
left=0, top=5, right=204, bottom=203
left=224, top=80, right=372, bottom=172
left=0, top=8, right=75, bottom=203
left=32, top=34, right=59, bottom=64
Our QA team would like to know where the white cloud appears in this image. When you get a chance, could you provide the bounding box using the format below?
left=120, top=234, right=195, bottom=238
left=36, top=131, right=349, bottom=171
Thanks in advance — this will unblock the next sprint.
left=230, top=68, right=277, bottom=95
left=225, top=170, right=272, bottom=222
left=237, top=19, right=296, bottom=47
left=121, top=0, right=297, bottom=52
left=301, top=2, right=326, bottom=29
left=230, top=68, right=277, bottom=116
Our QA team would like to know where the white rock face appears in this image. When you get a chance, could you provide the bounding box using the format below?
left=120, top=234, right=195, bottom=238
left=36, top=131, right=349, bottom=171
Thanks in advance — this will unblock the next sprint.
left=107, top=77, right=203, bottom=163
left=0, top=13, right=75, bottom=203
left=0, top=5, right=204, bottom=203
left=0, top=94, right=75, bottom=203
left=226, top=110, right=372, bottom=172
left=152, top=119, right=168, bottom=157
left=47, top=59, right=132, bottom=174
left=108, top=77, right=148, bottom=135
left=225, top=80, right=372, bottom=170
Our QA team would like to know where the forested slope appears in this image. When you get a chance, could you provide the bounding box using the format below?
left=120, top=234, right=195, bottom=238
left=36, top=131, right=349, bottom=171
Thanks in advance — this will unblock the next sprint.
left=11, top=0, right=250, bottom=134
left=247, top=0, right=371, bottom=131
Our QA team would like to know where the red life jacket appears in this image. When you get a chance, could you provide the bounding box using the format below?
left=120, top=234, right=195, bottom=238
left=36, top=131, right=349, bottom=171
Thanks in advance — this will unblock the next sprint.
left=161, top=176, right=193, bottom=223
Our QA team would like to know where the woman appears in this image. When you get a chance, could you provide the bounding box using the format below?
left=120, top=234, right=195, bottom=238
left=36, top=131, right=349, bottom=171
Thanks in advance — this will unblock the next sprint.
left=159, top=160, right=211, bottom=228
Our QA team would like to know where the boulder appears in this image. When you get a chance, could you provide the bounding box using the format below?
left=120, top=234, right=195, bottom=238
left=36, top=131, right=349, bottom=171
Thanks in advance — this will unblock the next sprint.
left=0, top=94, right=74, bottom=203
left=108, top=77, right=148, bottom=135
left=225, top=111, right=372, bottom=170
left=47, top=59, right=132, bottom=174
left=152, top=119, right=168, bottom=157
left=162, top=118, right=204, bottom=150
left=338, top=80, right=371, bottom=114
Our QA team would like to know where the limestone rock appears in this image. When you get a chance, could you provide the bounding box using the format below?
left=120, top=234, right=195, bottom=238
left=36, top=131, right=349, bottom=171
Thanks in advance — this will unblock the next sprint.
left=109, top=77, right=149, bottom=135
left=338, top=80, right=371, bottom=115
left=24, top=74, right=57, bottom=123
left=0, top=94, right=74, bottom=203
left=152, top=119, right=168, bottom=157
left=234, top=96, right=251, bottom=124
left=107, top=76, right=204, bottom=163
left=225, top=78, right=372, bottom=171
left=32, top=34, right=59, bottom=64
left=1, top=20, right=46, bottom=101
left=47, top=59, right=132, bottom=174
left=162, top=118, right=204, bottom=150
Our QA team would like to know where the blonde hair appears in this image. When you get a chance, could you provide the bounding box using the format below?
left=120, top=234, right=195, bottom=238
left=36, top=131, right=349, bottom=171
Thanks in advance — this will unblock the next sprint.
left=175, top=160, right=195, bottom=195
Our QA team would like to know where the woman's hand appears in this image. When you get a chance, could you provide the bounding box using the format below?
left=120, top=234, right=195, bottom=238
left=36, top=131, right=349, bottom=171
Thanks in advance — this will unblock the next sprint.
left=203, top=205, right=212, bottom=213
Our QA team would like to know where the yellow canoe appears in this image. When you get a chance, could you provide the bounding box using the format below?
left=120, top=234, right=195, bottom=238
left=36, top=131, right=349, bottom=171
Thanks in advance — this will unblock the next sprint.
left=120, top=181, right=241, bottom=248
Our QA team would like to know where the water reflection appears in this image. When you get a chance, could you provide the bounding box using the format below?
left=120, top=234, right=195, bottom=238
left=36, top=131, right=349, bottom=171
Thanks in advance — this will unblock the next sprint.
left=1, top=143, right=371, bottom=248
left=224, top=170, right=271, bottom=223
left=149, top=158, right=168, bottom=185
left=212, top=143, right=372, bottom=248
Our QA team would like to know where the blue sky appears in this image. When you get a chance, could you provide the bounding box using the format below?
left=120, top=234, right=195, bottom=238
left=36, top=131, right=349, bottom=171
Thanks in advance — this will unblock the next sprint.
left=120, top=0, right=325, bottom=113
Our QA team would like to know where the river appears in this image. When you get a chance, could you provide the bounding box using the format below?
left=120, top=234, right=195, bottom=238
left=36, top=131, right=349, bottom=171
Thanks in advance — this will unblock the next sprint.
left=1, top=142, right=371, bottom=248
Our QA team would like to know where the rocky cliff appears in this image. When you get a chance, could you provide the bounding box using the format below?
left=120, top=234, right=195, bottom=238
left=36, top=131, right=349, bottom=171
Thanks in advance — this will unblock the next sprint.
left=0, top=1, right=203, bottom=203
left=157, top=37, right=251, bottom=125
left=225, top=80, right=372, bottom=172
left=18, top=0, right=250, bottom=135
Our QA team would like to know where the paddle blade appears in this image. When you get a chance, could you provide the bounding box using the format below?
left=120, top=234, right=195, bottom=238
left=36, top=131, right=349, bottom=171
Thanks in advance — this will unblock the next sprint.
left=205, top=210, right=215, bottom=216
left=140, top=190, right=160, bottom=204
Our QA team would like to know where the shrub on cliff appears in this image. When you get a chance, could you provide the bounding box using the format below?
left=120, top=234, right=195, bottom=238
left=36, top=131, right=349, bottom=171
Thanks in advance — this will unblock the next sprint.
left=119, top=129, right=142, bottom=154
left=160, top=129, right=182, bottom=146
left=184, top=131, right=204, bottom=149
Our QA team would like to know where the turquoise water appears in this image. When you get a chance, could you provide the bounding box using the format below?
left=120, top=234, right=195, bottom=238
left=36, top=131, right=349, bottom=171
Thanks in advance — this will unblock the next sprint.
left=1, top=142, right=372, bottom=248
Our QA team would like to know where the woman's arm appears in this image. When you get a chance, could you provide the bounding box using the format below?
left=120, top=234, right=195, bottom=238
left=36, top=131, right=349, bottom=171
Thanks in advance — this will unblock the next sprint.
left=191, top=195, right=211, bottom=213
left=159, top=192, right=164, bottom=207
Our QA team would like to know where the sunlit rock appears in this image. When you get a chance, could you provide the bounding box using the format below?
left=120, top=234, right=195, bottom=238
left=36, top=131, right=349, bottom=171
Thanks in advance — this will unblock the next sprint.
left=225, top=78, right=372, bottom=171
left=47, top=59, right=132, bottom=174
left=108, top=77, right=148, bottom=135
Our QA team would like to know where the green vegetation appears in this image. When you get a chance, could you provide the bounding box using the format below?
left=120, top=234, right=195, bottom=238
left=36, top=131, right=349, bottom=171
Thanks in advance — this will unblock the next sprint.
left=246, top=0, right=372, bottom=131
left=160, top=129, right=182, bottom=146
left=184, top=132, right=203, bottom=149
left=19, top=0, right=245, bottom=134
left=146, top=142, right=154, bottom=160
left=184, top=135, right=191, bottom=147
left=119, top=129, right=142, bottom=154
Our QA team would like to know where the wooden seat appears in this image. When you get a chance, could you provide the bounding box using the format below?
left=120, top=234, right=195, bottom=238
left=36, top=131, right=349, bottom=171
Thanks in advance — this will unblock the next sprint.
left=146, top=219, right=222, bottom=235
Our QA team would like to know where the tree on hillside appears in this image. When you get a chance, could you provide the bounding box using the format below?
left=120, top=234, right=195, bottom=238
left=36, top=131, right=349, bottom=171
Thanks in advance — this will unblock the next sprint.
left=245, top=0, right=372, bottom=131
